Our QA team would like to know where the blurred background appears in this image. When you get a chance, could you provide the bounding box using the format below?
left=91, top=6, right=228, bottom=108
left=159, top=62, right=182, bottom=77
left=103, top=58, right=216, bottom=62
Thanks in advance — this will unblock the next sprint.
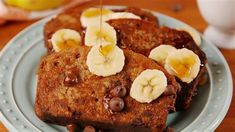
left=0, top=0, right=234, bottom=131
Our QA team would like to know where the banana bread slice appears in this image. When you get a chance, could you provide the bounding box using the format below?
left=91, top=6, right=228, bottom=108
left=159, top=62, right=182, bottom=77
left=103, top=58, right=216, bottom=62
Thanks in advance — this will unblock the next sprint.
left=43, top=7, right=159, bottom=53
left=35, top=46, right=179, bottom=131
left=43, top=9, right=83, bottom=53
left=107, top=19, right=207, bottom=110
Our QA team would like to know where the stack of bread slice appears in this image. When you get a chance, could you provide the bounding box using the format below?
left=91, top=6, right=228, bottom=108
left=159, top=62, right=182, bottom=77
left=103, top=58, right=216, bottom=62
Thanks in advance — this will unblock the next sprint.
left=35, top=7, right=207, bottom=132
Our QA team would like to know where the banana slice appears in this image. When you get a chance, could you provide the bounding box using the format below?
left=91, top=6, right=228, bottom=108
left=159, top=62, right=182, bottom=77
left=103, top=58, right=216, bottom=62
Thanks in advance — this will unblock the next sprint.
left=51, top=29, right=81, bottom=52
left=177, top=26, right=201, bottom=46
left=165, top=48, right=201, bottom=83
left=99, top=42, right=116, bottom=56
left=107, top=12, right=141, bottom=20
left=85, top=22, right=117, bottom=47
left=86, top=45, right=125, bottom=77
left=80, top=8, right=114, bottom=28
left=130, top=69, right=167, bottom=103
left=149, top=45, right=177, bottom=66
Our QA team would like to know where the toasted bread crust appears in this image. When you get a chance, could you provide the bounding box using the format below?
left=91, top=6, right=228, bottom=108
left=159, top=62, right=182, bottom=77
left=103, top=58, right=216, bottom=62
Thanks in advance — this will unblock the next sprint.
left=35, top=46, right=178, bottom=131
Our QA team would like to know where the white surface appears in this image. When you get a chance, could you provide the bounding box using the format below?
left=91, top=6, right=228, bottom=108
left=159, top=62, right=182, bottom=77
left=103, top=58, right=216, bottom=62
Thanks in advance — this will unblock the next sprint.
left=197, top=0, right=235, bottom=49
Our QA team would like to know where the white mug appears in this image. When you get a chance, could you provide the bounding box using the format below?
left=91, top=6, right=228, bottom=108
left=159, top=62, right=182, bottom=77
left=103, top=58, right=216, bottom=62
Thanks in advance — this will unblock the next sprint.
left=197, top=0, right=235, bottom=49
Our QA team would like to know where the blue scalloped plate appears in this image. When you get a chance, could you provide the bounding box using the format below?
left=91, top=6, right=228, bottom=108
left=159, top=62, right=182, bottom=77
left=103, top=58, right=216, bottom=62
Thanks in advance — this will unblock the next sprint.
left=0, top=6, right=233, bottom=132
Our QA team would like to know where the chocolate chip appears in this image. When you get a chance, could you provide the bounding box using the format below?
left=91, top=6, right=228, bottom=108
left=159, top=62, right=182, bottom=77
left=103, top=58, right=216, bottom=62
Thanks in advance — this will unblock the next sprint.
left=110, top=86, right=127, bottom=97
left=136, top=23, right=140, bottom=28
left=84, top=125, right=96, bottom=132
left=75, top=53, right=80, bottom=59
left=53, top=61, right=59, bottom=66
left=109, top=97, right=124, bottom=112
left=163, top=85, right=176, bottom=96
left=66, top=124, right=80, bottom=132
left=63, top=73, right=79, bottom=87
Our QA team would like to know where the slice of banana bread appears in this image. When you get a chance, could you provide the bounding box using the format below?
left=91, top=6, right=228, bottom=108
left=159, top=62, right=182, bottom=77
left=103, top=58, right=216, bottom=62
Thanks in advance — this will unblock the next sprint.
left=43, top=7, right=159, bottom=53
left=35, top=46, right=179, bottom=131
left=107, top=19, right=207, bottom=110
left=44, top=10, right=83, bottom=53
